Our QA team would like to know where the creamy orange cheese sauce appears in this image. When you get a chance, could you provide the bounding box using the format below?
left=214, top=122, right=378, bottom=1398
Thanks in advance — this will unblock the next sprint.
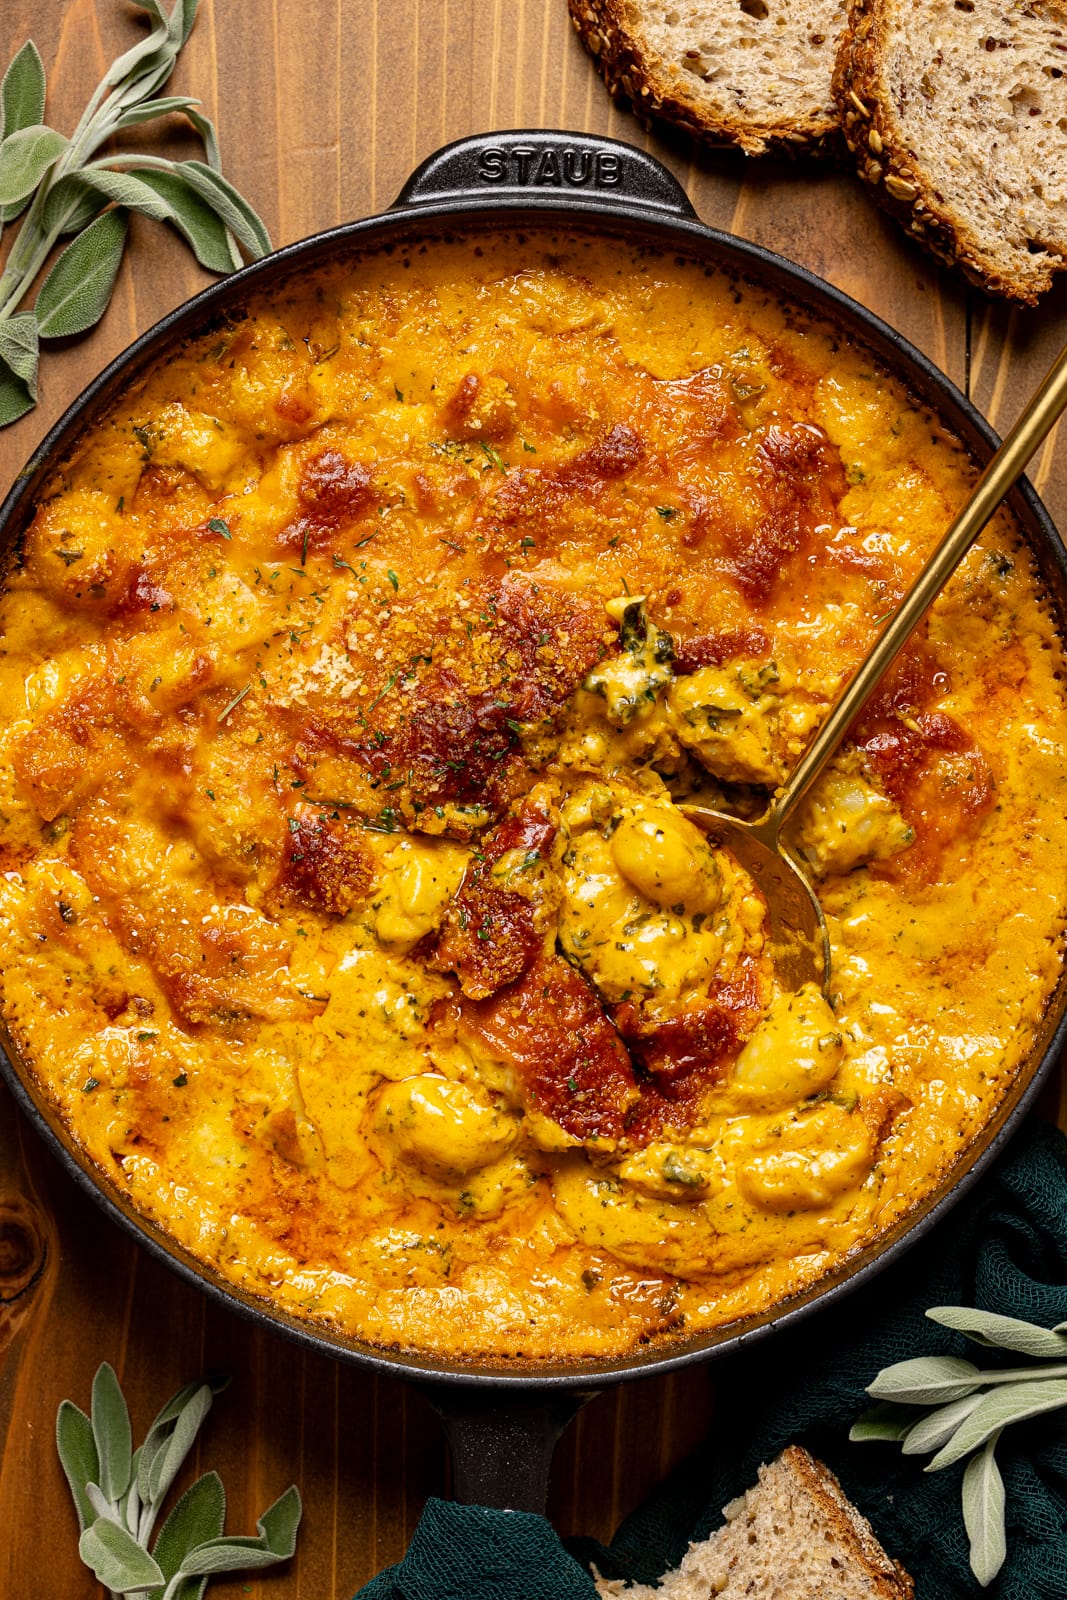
left=1, top=231, right=1065, bottom=1359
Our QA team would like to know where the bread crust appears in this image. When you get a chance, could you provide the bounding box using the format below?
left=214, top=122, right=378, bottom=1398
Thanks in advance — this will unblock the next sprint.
left=833, top=0, right=1065, bottom=304
left=776, top=1446, right=915, bottom=1599
left=594, top=1444, right=915, bottom=1599
left=568, top=0, right=844, bottom=158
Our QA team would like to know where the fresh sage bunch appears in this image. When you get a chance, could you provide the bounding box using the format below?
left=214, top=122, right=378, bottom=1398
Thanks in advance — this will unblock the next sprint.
left=0, top=0, right=270, bottom=428
left=56, top=1362, right=301, bottom=1600
left=852, top=1305, right=1067, bottom=1588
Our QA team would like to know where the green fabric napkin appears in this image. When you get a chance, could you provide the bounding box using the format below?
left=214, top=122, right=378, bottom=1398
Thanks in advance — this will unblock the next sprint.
left=355, top=1118, right=1067, bottom=1600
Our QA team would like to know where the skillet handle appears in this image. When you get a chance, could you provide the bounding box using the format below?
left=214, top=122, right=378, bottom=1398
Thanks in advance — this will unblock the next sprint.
left=420, top=1384, right=595, bottom=1513
left=393, top=130, right=696, bottom=219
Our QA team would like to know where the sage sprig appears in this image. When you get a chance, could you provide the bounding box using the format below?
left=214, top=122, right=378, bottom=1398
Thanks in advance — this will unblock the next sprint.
left=851, top=1305, right=1067, bottom=1587
left=56, top=1362, right=301, bottom=1600
left=0, top=0, right=270, bottom=428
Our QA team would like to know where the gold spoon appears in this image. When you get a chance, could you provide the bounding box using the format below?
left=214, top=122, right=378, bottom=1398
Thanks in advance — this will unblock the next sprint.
left=683, top=337, right=1067, bottom=994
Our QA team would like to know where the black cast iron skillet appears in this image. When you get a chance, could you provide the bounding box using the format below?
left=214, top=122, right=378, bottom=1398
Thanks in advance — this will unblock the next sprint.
left=3, top=129, right=1067, bottom=1514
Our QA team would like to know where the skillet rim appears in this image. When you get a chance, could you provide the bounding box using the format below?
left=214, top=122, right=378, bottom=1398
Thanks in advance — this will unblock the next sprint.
left=2, top=131, right=1066, bottom=1389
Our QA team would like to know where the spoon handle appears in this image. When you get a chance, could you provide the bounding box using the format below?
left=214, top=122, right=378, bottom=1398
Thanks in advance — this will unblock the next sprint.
left=770, top=336, right=1067, bottom=832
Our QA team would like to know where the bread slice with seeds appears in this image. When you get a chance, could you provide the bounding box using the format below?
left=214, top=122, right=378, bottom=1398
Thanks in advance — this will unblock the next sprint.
left=567, top=0, right=850, bottom=156
left=593, top=1445, right=914, bottom=1599
left=834, top=0, right=1067, bottom=303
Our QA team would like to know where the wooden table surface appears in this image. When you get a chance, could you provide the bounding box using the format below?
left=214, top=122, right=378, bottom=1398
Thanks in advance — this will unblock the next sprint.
left=0, top=2, right=1065, bottom=1594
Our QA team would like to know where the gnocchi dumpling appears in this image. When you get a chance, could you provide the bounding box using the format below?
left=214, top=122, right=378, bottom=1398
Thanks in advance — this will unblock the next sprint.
left=616, top=1141, right=720, bottom=1199
left=737, top=1102, right=877, bottom=1212
left=373, top=837, right=468, bottom=950
left=728, top=984, right=843, bottom=1109
left=667, top=663, right=784, bottom=785
left=791, top=760, right=913, bottom=876
left=609, top=808, right=722, bottom=914
left=143, top=401, right=253, bottom=492
left=559, top=787, right=727, bottom=1003
left=373, top=1074, right=517, bottom=1177
left=551, top=1157, right=721, bottom=1277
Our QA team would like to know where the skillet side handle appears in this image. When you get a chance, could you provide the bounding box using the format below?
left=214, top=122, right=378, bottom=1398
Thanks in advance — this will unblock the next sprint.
left=420, top=1385, right=595, bottom=1513
left=392, top=130, right=696, bottom=219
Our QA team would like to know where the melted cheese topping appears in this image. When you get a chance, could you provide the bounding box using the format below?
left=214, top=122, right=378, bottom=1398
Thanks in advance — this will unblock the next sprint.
left=0, top=231, right=1065, bottom=1361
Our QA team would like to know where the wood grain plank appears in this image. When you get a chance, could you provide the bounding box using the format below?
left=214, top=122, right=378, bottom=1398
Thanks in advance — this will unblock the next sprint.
left=271, top=0, right=342, bottom=244
left=968, top=277, right=1067, bottom=532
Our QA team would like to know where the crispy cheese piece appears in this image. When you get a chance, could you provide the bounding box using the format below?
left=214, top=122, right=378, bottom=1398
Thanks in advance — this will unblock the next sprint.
left=458, top=952, right=639, bottom=1146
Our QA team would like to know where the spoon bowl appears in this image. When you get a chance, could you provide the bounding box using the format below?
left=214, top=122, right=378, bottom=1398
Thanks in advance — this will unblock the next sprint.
left=681, top=332, right=1067, bottom=993
left=681, top=805, right=829, bottom=991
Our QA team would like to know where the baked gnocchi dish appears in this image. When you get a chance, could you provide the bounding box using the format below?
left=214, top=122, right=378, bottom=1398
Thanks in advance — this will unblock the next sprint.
left=0, top=231, right=1064, bottom=1358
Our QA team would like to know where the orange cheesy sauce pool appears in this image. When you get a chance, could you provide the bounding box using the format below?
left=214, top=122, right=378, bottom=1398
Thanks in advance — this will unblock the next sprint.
left=1, top=232, right=1065, bottom=1360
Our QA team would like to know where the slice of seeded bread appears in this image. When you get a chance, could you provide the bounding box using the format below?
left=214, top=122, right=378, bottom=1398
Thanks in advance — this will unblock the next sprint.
left=593, top=1446, right=914, bottom=1599
left=567, top=0, right=850, bottom=156
left=834, top=0, right=1067, bottom=303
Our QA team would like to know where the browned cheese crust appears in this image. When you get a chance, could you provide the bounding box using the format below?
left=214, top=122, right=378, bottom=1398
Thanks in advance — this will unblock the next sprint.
left=1, top=233, right=1066, bottom=1361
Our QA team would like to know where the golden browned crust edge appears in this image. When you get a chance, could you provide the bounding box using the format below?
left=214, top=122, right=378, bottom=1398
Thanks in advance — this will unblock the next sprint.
left=777, top=1446, right=916, bottom=1599
left=567, top=0, right=845, bottom=160
left=832, top=0, right=1058, bottom=304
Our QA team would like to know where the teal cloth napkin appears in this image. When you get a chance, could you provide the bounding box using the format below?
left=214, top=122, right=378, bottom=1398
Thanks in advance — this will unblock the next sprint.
left=355, top=1118, right=1067, bottom=1600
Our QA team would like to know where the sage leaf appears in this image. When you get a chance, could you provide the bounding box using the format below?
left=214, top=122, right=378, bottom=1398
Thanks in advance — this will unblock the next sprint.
left=146, top=1373, right=228, bottom=1440
left=133, top=0, right=172, bottom=29
left=119, top=167, right=240, bottom=271
left=102, top=8, right=173, bottom=93
left=79, top=167, right=175, bottom=222
left=161, top=1577, right=209, bottom=1600
left=185, top=107, right=221, bottom=171
left=0, top=0, right=267, bottom=429
left=867, top=1354, right=983, bottom=1406
left=56, top=1400, right=101, bottom=1532
left=179, top=1541, right=290, bottom=1577
left=1, top=41, right=46, bottom=138
left=86, top=1479, right=123, bottom=1525
left=110, top=94, right=202, bottom=132
left=927, top=1377, right=1067, bottom=1471
left=962, top=1435, right=1007, bottom=1587
left=176, top=160, right=270, bottom=257
left=147, top=1382, right=214, bottom=1507
left=0, top=353, right=34, bottom=425
left=0, top=124, right=68, bottom=206
left=927, top=1305, right=1067, bottom=1359
left=116, top=0, right=196, bottom=101
left=170, top=0, right=200, bottom=49
left=91, top=1361, right=133, bottom=1503
left=258, top=1482, right=303, bottom=1551
left=136, top=1375, right=228, bottom=1507
left=152, top=1471, right=225, bottom=1580
left=0, top=311, right=39, bottom=395
left=79, top=1516, right=165, bottom=1593
left=122, top=1445, right=144, bottom=1533
left=901, top=1391, right=985, bottom=1455
left=849, top=1402, right=922, bottom=1443
left=178, top=1485, right=302, bottom=1576
left=116, top=54, right=185, bottom=116
left=41, top=173, right=107, bottom=235
left=136, top=0, right=197, bottom=50
left=60, top=1366, right=299, bottom=1599
left=35, top=207, right=128, bottom=338
left=0, top=43, right=48, bottom=220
